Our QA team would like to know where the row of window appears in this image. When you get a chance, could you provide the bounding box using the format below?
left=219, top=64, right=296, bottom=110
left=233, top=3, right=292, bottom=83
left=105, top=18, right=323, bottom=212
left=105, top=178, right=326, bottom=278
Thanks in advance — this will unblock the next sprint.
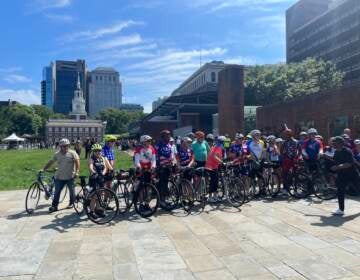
left=94, top=75, right=117, bottom=82
left=291, top=3, right=360, bottom=45
left=182, top=71, right=217, bottom=95
left=48, top=127, right=100, bottom=133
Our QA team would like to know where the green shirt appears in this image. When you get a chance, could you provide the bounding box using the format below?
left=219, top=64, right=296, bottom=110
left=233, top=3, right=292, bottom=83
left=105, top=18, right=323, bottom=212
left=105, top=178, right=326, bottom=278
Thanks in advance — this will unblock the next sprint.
left=192, top=141, right=210, bottom=162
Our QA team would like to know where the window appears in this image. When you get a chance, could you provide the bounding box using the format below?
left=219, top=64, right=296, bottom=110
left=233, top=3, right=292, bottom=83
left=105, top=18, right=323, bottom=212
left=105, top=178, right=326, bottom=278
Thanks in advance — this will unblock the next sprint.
left=211, top=72, right=216, bottom=82
left=96, top=76, right=98, bottom=81
left=100, top=76, right=102, bottom=81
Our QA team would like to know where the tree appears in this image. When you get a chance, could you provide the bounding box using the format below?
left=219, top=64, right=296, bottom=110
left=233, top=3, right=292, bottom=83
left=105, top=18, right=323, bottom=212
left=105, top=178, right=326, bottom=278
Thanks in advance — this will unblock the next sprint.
left=96, top=108, right=145, bottom=134
left=245, top=58, right=345, bottom=106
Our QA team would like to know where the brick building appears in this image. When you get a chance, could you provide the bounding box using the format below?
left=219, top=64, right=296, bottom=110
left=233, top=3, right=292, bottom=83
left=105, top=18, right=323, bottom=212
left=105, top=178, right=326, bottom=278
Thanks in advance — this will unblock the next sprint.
left=256, top=83, right=360, bottom=139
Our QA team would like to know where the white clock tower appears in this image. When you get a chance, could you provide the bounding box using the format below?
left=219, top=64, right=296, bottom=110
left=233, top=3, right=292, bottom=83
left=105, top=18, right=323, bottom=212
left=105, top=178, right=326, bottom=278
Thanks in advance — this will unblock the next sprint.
left=70, top=73, right=87, bottom=120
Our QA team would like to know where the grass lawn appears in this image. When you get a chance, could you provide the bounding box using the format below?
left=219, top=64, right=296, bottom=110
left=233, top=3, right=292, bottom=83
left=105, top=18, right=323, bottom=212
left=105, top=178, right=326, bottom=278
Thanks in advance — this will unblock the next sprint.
left=0, top=149, right=133, bottom=191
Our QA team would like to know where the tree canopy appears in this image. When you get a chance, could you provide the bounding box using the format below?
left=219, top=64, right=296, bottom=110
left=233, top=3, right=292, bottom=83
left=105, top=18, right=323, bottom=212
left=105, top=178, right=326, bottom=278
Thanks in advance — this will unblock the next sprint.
left=96, top=108, right=145, bottom=134
left=244, top=58, right=345, bottom=106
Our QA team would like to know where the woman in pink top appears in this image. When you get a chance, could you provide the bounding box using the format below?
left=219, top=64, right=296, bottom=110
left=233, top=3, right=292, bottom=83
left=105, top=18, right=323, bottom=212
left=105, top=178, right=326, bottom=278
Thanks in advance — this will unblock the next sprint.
left=205, top=136, right=226, bottom=203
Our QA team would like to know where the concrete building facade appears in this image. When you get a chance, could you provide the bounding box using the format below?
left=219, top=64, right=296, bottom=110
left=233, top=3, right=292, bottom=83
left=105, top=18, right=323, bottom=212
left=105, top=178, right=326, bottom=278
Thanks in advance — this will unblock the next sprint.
left=88, top=67, right=122, bottom=117
left=287, top=0, right=360, bottom=83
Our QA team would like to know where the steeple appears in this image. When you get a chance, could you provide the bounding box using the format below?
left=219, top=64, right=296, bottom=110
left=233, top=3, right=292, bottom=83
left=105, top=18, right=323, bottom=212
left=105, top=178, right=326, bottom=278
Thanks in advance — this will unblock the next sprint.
left=77, top=72, right=81, bottom=90
left=70, top=72, right=87, bottom=120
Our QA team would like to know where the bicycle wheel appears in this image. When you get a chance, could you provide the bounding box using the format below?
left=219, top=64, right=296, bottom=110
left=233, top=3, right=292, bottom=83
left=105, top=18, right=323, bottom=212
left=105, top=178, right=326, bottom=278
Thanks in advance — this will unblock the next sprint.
left=112, top=182, right=128, bottom=214
left=134, top=183, right=159, bottom=218
left=217, top=177, right=225, bottom=200
left=288, top=173, right=310, bottom=199
left=86, top=188, right=119, bottom=224
left=159, top=180, right=178, bottom=211
left=73, top=186, right=85, bottom=215
left=124, top=179, right=135, bottom=209
left=25, top=182, right=41, bottom=214
left=227, top=178, right=246, bottom=207
left=179, top=179, right=194, bottom=212
left=268, top=173, right=281, bottom=197
left=313, top=177, right=337, bottom=200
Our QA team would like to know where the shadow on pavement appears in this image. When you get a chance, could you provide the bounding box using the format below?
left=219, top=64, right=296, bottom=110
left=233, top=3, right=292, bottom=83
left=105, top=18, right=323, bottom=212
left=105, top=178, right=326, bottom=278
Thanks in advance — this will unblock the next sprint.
left=307, top=212, right=360, bottom=227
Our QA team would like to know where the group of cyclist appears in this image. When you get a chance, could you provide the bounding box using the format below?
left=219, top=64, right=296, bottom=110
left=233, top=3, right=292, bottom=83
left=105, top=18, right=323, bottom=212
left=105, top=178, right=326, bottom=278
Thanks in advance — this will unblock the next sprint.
left=42, top=125, right=360, bottom=218
left=134, top=126, right=360, bottom=216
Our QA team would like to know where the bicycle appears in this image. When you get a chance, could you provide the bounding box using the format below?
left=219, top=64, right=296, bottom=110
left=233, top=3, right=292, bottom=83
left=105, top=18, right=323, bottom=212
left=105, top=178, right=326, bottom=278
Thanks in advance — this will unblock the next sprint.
left=262, top=162, right=282, bottom=197
left=112, top=168, right=136, bottom=214
left=192, top=167, right=208, bottom=210
left=171, top=166, right=195, bottom=212
left=25, top=168, right=68, bottom=214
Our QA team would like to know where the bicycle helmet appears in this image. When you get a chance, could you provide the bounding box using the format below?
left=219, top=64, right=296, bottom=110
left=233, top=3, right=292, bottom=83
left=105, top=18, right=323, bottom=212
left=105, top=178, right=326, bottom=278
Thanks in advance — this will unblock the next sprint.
left=267, top=135, right=276, bottom=142
left=104, top=135, right=117, bottom=142
left=217, top=135, right=226, bottom=142
left=206, top=133, right=215, bottom=140
left=91, top=143, right=102, bottom=151
left=333, top=136, right=345, bottom=145
left=182, top=136, right=192, bottom=143
left=170, top=137, right=174, bottom=142
left=275, top=138, right=283, bottom=143
left=299, top=131, right=307, bottom=136
left=307, top=128, right=318, bottom=135
left=250, top=130, right=261, bottom=137
left=59, top=138, right=70, bottom=146
left=354, top=139, right=360, bottom=145
left=140, top=135, right=152, bottom=142
left=235, top=133, right=244, bottom=139
left=187, top=132, right=195, bottom=139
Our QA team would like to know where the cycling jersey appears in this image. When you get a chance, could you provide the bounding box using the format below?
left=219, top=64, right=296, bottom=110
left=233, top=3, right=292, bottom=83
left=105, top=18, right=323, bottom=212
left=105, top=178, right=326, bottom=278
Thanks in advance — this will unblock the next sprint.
left=267, top=145, right=279, bottom=162
left=192, top=141, right=209, bottom=162
left=177, top=146, right=193, bottom=166
left=247, top=140, right=264, bottom=161
left=134, top=145, right=156, bottom=169
left=281, top=139, right=298, bottom=160
left=102, top=144, right=115, bottom=161
left=91, top=154, right=106, bottom=175
left=205, top=145, right=223, bottom=170
left=155, top=141, right=174, bottom=166
left=302, top=139, right=321, bottom=160
left=354, top=151, right=360, bottom=162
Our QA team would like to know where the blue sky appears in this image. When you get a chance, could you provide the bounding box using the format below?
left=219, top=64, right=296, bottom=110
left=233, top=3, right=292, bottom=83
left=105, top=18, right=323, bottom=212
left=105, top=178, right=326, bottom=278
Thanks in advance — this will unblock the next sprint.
left=0, top=0, right=296, bottom=112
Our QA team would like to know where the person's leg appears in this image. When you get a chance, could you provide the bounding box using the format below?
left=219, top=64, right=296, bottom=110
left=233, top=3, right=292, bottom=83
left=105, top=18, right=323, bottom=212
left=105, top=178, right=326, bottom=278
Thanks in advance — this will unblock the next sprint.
left=67, top=179, right=75, bottom=206
left=51, top=179, right=65, bottom=210
left=336, top=177, right=346, bottom=212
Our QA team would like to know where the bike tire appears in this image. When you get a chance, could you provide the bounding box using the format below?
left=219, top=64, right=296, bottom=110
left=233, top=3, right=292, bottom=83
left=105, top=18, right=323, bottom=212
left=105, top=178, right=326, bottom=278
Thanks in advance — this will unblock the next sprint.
left=25, top=182, right=41, bottom=214
left=134, top=183, right=159, bottom=218
left=288, top=173, right=311, bottom=199
left=113, top=182, right=128, bottom=214
left=73, top=186, right=85, bottom=215
left=179, top=179, right=194, bottom=212
left=313, top=177, right=337, bottom=200
left=85, top=188, right=119, bottom=224
left=268, top=173, right=281, bottom=197
left=159, top=180, right=178, bottom=211
left=227, top=178, right=246, bottom=207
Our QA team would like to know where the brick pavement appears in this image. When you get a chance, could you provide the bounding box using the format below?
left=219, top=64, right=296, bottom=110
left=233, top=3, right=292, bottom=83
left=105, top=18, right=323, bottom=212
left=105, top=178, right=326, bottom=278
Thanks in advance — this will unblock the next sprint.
left=1, top=190, right=360, bottom=280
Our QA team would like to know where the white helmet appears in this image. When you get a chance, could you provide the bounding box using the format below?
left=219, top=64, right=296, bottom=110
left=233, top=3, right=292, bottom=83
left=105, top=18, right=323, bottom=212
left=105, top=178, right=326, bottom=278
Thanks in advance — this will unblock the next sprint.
left=307, top=128, right=318, bottom=135
left=217, top=135, right=226, bottom=142
left=354, top=139, right=360, bottom=145
left=206, top=133, right=215, bottom=140
left=275, top=138, right=283, bottom=143
left=140, top=135, right=152, bottom=143
left=235, top=133, right=244, bottom=139
left=267, top=135, right=276, bottom=141
left=59, top=138, right=70, bottom=146
left=250, top=130, right=261, bottom=137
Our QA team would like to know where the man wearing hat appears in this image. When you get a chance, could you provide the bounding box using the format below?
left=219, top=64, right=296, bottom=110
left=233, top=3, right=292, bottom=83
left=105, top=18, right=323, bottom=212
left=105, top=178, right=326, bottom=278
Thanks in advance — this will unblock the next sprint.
left=331, top=136, right=360, bottom=215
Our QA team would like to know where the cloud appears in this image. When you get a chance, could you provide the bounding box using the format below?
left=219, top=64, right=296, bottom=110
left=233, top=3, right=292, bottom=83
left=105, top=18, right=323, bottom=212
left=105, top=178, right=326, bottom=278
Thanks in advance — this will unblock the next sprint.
left=0, top=88, right=40, bottom=105
left=45, top=13, right=74, bottom=23
left=3, top=74, right=32, bottom=83
left=95, top=34, right=143, bottom=50
left=29, top=0, right=73, bottom=12
left=62, top=20, right=144, bottom=42
left=0, top=67, right=23, bottom=73
left=190, top=0, right=293, bottom=12
left=254, top=15, right=285, bottom=32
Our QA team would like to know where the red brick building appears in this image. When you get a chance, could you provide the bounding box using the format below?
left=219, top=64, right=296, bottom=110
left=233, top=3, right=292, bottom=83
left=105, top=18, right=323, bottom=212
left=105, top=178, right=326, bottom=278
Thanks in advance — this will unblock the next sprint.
left=256, top=83, right=360, bottom=139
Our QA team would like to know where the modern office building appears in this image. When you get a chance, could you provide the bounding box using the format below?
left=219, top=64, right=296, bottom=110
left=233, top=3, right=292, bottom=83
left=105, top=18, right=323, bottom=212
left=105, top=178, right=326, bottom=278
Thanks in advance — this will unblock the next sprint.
left=171, top=61, right=227, bottom=96
left=88, top=67, right=122, bottom=117
left=40, top=65, right=54, bottom=109
left=286, top=0, right=360, bottom=83
left=119, top=103, right=143, bottom=112
left=53, top=59, right=87, bottom=114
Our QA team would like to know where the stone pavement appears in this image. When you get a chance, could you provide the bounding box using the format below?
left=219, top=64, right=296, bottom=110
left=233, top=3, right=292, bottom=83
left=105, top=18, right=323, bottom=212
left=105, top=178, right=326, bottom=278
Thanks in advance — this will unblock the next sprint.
left=1, top=191, right=360, bottom=280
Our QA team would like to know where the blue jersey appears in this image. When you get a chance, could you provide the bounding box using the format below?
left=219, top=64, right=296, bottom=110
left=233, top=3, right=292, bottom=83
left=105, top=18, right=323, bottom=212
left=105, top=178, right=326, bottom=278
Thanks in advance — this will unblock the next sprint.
left=303, top=139, right=321, bottom=160
left=230, top=143, right=243, bottom=157
left=177, top=147, right=193, bottom=166
left=102, top=144, right=115, bottom=161
left=155, top=141, right=173, bottom=165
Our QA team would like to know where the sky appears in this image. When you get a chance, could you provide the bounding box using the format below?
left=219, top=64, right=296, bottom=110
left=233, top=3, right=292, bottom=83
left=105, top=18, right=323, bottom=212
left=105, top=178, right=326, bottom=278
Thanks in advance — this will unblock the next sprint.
left=0, top=0, right=297, bottom=112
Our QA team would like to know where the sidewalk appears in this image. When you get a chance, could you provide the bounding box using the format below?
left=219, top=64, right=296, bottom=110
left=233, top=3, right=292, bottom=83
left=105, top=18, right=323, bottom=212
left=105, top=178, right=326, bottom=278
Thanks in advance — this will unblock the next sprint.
left=1, top=190, right=360, bottom=279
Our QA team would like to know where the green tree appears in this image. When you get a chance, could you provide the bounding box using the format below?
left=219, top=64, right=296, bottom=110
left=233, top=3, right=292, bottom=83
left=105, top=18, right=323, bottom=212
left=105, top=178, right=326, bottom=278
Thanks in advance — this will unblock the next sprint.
left=245, top=58, right=344, bottom=106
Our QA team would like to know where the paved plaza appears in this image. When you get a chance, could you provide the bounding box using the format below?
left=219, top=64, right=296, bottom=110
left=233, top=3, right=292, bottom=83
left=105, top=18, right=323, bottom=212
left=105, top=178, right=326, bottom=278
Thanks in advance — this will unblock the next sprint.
left=1, top=191, right=360, bottom=280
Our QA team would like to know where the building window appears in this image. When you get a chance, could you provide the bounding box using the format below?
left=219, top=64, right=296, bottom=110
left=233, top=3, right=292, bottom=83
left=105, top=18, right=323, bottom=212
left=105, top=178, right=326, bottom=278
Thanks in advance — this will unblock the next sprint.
left=96, top=76, right=98, bottom=81
left=100, top=76, right=102, bottom=81
left=211, top=72, right=216, bottom=82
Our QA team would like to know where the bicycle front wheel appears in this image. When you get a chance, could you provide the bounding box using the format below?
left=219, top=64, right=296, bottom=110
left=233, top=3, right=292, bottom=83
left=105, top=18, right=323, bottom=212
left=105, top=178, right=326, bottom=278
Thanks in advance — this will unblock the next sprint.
left=179, top=179, right=194, bottom=212
left=268, top=173, right=281, bottom=197
left=73, top=185, right=85, bottom=215
left=86, top=188, right=119, bottom=224
left=134, top=183, right=159, bottom=218
left=288, top=173, right=310, bottom=199
left=313, top=177, right=337, bottom=200
left=227, top=178, right=246, bottom=208
left=25, top=182, right=41, bottom=214
left=112, top=182, right=128, bottom=214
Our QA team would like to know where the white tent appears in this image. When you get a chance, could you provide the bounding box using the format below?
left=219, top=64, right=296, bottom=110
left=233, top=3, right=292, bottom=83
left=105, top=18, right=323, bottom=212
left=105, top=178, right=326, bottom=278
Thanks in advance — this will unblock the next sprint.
left=3, top=133, right=25, bottom=142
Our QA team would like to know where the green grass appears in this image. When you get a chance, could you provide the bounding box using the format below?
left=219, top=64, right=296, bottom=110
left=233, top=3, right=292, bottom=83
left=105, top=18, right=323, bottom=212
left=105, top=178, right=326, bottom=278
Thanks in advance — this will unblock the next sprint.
left=0, top=149, right=133, bottom=191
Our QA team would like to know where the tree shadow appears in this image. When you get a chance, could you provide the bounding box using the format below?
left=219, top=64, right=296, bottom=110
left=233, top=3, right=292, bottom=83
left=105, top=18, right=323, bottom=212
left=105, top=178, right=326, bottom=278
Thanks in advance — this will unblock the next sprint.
left=6, top=205, right=49, bottom=220
left=306, top=212, right=360, bottom=227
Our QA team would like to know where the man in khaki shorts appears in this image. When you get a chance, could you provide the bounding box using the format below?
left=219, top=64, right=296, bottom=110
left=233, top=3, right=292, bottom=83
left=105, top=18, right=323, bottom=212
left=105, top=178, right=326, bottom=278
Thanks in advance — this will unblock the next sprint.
left=43, top=138, right=80, bottom=213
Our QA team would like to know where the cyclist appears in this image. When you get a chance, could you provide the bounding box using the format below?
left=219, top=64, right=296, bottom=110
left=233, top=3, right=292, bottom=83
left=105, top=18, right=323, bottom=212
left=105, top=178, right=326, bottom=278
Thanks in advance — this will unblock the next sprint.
left=331, top=136, right=360, bottom=215
left=297, top=132, right=308, bottom=157
left=266, top=135, right=280, bottom=166
left=280, top=129, right=298, bottom=194
left=43, top=138, right=80, bottom=213
left=176, top=137, right=194, bottom=180
left=134, top=135, right=156, bottom=177
left=192, top=131, right=210, bottom=168
left=302, top=128, right=323, bottom=172
left=205, top=135, right=226, bottom=203
left=228, top=133, right=245, bottom=165
left=88, top=143, right=111, bottom=219
left=155, top=130, right=175, bottom=204
left=224, top=134, right=231, bottom=154
left=206, top=134, right=215, bottom=147
left=169, top=137, right=178, bottom=157
left=102, top=135, right=117, bottom=188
